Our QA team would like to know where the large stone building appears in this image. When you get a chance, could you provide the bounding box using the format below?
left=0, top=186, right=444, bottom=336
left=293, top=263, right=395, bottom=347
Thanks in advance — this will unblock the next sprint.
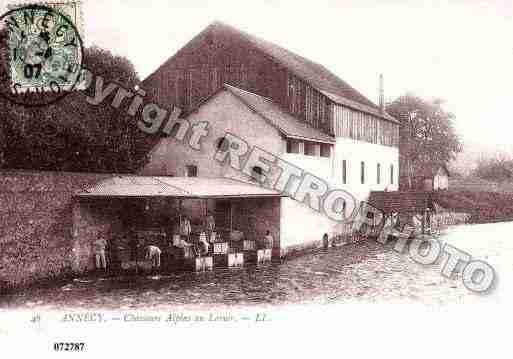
left=139, top=22, right=400, bottom=251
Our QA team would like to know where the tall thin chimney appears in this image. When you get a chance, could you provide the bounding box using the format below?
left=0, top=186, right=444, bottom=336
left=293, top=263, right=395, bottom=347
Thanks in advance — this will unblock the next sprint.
left=379, top=74, right=385, bottom=113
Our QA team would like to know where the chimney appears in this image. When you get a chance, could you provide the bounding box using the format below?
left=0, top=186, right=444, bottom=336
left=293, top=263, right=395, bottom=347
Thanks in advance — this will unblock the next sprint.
left=379, top=74, right=385, bottom=113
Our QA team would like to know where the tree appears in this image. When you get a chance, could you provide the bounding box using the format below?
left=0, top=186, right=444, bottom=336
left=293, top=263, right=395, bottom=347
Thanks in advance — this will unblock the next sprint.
left=474, top=154, right=513, bottom=182
left=0, top=26, right=149, bottom=172
left=386, top=94, right=462, bottom=189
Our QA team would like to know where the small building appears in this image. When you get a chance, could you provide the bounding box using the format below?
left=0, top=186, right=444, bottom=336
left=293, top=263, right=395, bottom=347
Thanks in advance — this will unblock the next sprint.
left=72, top=176, right=285, bottom=271
left=415, top=164, right=450, bottom=191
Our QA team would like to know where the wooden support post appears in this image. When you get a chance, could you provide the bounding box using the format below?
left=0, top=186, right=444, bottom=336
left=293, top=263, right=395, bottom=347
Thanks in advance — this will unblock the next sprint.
left=229, top=201, right=233, bottom=232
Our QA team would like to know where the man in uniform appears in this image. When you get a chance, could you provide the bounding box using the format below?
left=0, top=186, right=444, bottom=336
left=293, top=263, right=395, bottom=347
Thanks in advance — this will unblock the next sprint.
left=93, top=235, right=108, bottom=270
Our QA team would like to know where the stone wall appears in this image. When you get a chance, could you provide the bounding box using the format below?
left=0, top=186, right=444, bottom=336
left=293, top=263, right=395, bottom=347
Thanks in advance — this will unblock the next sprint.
left=0, top=170, right=113, bottom=292
left=72, top=199, right=125, bottom=273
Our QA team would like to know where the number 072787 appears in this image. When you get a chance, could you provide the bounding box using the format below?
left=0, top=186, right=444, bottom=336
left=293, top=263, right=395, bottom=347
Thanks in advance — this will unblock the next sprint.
left=53, top=343, right=86, bottom=351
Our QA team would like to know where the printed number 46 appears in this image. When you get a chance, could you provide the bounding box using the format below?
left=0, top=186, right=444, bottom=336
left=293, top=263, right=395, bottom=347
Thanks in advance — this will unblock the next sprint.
left=24, top=64, right=42, bottom=79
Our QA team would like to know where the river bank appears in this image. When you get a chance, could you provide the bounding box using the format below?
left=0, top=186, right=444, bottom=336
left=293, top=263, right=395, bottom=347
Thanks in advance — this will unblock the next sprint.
left=2, top=221, right=509, bottom=309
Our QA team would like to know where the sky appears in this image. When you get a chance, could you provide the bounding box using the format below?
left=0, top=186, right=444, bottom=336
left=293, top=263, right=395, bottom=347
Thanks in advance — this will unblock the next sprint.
left=1, top=0, right=512, bottom=151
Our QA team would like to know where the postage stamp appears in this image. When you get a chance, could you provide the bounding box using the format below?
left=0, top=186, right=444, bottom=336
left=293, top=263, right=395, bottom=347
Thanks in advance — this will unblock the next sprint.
left=7, top=0, right=84, bottom=38
left=0, top=2, right=84, bottom=106
left=7, top=4, right=82, bottom=92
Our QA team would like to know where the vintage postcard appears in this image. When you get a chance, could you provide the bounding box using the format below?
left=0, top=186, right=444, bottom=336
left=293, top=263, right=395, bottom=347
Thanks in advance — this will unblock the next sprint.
left=0, top=0, right=511, bottom=357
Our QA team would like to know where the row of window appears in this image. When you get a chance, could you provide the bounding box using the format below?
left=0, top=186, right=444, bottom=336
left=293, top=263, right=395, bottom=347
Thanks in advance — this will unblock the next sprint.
left=186, top=161, right=394, bottom=186
left=342, top=160, right=394, bottom=185
left=286, top=139, right=332, bottom=157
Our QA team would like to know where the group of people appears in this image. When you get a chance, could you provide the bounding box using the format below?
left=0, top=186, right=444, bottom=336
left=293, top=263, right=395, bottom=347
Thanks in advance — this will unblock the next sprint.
left=92, top=211, right=275, bottom=272
left=92, top=234, right=163, bottom=271
left=375, top=208, right=434, bottom=242
left=173, top=213, right=214, bottom=256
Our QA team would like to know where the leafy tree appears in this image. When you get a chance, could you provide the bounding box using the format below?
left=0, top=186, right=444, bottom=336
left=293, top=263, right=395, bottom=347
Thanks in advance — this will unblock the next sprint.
left=387, top=94, right=462, bottom=189
left=474, top=155, right=513, bottom=182
left=0, top=27, right=149, bottom=172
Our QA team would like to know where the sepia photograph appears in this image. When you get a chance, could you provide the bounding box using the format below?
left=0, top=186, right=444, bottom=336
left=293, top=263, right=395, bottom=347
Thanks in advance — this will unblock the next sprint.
left=0, top=0, right=511, bottom=357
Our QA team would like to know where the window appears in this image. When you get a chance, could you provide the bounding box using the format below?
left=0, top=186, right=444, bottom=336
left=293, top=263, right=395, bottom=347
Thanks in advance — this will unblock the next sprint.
left=320, top=144, right=331, bottom=158
left=342, top=160, right=347, bottom=184
left=251, top=166, right=263, bottom=183
left=304, top=141, right=317, bottom=156
left=377, top=163, right=381, bottom=184
left=286, top=139, right=301, bottom=154
left=390, top=164, right=394, bottom=184
left=185, top=165, right=197, bottom=177
left=215, top=137, right=230, bottom=152
left=361, top=161, right=365, bottom=184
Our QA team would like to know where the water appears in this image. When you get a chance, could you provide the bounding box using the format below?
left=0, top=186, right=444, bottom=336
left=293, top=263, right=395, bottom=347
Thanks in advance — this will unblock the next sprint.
left=2, top=242, right=390, bottom=309
left=3, top=222, right=511, bottom=310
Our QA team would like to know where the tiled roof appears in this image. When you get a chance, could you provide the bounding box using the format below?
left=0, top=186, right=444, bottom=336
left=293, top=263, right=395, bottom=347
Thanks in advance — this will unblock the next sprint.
left=224, top=84, right=335, bottom=143
left=75, top=176, right=285, bottom=198
left=211, top=22, right=395, bottom=122
left=319, top=90, right=398, bottom=123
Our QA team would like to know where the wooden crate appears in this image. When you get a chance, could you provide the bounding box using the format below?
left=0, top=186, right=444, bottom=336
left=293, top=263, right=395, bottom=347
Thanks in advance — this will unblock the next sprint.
left=195, top=257, right=213, bottom=271
left=257, top=249, right=272, bottom=264
left=228, top=253, right=244, bottom=268
left=214, top=242, right=229, bottom=254
left=243, top=240, right=256, bottom=251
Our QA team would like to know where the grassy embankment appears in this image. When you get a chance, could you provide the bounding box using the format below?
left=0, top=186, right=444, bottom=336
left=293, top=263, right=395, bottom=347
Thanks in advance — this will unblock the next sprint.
left=434, top=190, right=513, bottom=224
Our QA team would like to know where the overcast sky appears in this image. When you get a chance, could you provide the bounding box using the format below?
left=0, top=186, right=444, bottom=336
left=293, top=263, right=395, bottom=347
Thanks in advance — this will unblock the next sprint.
left=2, top=0, right=512, bottom=150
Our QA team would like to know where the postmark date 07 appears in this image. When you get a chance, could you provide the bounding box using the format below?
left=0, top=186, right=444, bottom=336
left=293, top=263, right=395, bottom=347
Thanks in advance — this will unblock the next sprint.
left=53, top=343, right=86, bottom=351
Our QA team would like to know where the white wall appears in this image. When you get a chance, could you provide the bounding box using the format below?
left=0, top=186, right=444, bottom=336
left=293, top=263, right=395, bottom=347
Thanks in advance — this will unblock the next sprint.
left=140, top=90, right=285, bottom=182
left=281, top=153, right=332, bottom=180
left=278, top=138, right=399, bottom=249
left=331, top=137, right=399, bottom=202
left=279, top=196, right=339, bottom=249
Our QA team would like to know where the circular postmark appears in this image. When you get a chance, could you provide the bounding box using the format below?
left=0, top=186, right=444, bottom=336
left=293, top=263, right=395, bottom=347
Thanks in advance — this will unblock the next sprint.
left=0, top=4, right=84, bottom=106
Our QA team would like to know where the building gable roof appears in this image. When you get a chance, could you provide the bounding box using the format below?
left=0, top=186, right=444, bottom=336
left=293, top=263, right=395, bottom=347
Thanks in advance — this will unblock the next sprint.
left=215, top=23, right=396, bottom=123
left=144, top=21, right=397, bottom=123
left=222, top=84, right=335, bottom=144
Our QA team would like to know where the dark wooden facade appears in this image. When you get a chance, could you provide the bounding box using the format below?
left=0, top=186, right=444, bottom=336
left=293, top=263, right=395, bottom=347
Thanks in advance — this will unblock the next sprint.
left=143, top=23, right=398, bottom=147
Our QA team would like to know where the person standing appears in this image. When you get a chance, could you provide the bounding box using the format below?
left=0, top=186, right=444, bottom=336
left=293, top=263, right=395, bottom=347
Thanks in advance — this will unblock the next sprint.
left=145, top=245, right=162, bottom=269
left=180, top=215, right=192, bottom=242
left=199, top=231, right=209, bottom=255
left=128, top=235, right=139, bottom=262
left=263, top=230, right=274, bottom=249
left=93, top=235, right=108, bottom=270
left=322, top=233, right=329, bottom=249
left=424, top=207, right=432, bottom=235
left=205, top=212, right=216, bottom=242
